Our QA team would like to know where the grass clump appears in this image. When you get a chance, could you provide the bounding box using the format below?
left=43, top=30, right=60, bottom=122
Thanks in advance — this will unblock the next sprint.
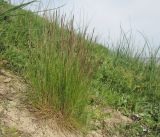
left=27, top=17, right=94, bottom=129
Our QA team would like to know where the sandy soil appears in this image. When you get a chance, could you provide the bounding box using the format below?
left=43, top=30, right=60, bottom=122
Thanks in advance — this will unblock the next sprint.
left=0, top=69, right=82, bottom=137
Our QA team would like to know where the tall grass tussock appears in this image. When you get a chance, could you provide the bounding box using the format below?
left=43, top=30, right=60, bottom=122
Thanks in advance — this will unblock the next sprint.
left=27, top=15, right=94, bottom=128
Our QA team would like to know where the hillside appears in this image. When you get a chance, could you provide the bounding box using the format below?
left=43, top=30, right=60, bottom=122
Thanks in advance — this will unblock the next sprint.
left=0, top=1, right=160, bottom=137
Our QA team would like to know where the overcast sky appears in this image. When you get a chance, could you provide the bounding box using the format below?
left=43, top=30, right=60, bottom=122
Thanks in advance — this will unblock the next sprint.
left=11, top=0, right=160, bottom=50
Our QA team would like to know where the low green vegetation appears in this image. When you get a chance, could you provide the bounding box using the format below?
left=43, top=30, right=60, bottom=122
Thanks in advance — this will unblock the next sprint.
left=0, top=1, right=160, bottom=136
left=92, top=43, right=160, bottom=136
left=0, top=123, right=20, bottom=137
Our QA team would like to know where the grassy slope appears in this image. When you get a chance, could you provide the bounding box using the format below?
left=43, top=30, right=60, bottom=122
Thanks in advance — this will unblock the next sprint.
left=92, top=44, right=160, bottom=136
left=0, top=2, right=160, bottom=136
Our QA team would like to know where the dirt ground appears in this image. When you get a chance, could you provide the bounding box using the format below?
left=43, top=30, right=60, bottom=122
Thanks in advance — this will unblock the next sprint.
left=0, top=68, right=131, bottom=137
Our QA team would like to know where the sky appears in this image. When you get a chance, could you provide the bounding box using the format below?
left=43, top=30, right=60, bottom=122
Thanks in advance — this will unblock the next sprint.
left=11, top=0, right=160, bottom=50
